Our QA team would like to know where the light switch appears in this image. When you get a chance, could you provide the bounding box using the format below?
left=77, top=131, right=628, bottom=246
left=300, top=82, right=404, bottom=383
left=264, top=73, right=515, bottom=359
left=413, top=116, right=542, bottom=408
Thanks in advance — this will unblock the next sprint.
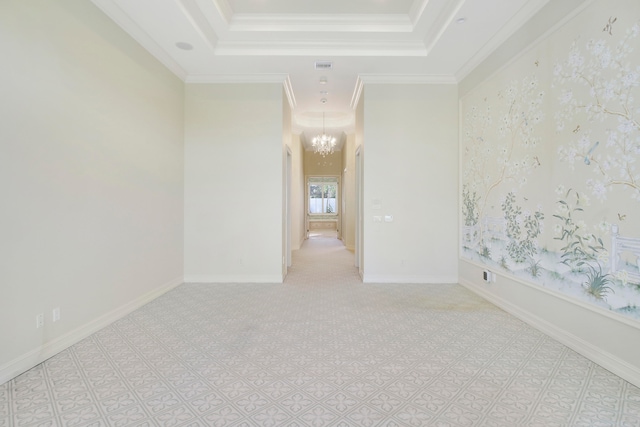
left=373, top=216, right=382, bottom=223
left=384, top=215, right=393, bottom=222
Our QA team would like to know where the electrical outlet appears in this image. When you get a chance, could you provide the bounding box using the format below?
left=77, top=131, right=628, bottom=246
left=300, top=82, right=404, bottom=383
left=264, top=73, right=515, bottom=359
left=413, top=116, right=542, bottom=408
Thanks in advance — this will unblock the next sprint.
left=36, top=313, right=44, bottom=329
left=483, top=270, right=493, bottom=283
left=52, top=307, right=60, bottom=322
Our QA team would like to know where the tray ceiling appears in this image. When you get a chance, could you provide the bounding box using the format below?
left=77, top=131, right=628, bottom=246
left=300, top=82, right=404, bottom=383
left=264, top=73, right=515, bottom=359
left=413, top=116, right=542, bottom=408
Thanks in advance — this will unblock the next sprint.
left=91, top=0, right=550, bottom=145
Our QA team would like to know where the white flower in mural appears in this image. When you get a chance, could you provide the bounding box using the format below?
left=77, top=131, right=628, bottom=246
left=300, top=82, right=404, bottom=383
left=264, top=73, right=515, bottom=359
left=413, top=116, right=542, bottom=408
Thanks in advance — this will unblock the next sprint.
left=597, top=249, right=609, bottom=264
left=555, top=20, right=640, bottom=201
left=578, top=134, right=592, bottom=150
left=616, top=269, right=629, bottom=285
left=560, top=90, right=574, bottom=105
left=596, top=220, right=611, bottom=234
left=462, top=74, right=545, bottom=246
left=587, top=178, right=609, bottom=201
left=554, top=223, right=563, bottom=236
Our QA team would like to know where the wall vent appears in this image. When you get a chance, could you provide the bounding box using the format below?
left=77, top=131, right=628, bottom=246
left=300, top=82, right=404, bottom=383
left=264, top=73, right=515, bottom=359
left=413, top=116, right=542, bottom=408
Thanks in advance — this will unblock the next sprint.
left=314, top=61, right=333, bottom=70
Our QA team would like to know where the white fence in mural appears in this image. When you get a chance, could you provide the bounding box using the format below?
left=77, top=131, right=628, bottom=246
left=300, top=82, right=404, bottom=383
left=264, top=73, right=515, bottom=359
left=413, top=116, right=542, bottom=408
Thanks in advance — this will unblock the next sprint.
left=462, top=216, right=507, bottom=248
left=610, top=224, right=640, bottom=284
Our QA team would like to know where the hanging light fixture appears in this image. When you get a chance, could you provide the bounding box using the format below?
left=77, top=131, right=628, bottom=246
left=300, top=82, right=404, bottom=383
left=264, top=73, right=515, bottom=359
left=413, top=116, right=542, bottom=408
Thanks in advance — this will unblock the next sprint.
left=312, top=112, right=337, bottom=157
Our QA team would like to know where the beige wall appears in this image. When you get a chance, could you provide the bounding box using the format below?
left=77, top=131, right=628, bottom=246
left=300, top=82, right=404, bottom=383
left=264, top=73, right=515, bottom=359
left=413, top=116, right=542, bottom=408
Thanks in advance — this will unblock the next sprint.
left=355, top=90, right=365, bottom=275
left=290, top=134, right=305, bottom=249
left=363, top=84, right=459, bottom=283
left=282, top=89, right=292, bottom=276
left=0, top=0, right=185, bottom=383
left=184, top=83, right=284, bottom=283
left=342, top=134, right=356, bottom=250
left=304, top=149, right=343, bottom=176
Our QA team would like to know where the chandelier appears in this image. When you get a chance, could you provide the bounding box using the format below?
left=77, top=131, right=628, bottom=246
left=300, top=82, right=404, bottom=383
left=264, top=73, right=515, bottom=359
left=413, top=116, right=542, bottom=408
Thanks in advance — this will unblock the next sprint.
left=312, top=112, right=337, bottom=157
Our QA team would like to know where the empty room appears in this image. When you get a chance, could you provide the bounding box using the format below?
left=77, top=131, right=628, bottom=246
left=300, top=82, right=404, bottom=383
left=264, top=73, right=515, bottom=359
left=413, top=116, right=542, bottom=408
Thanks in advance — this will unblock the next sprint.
left=1, top=0, right=640, bottom=425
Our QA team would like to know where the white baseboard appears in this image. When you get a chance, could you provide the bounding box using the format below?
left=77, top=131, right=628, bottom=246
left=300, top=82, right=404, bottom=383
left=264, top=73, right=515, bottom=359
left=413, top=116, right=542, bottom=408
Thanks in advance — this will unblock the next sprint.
left=459, top=277, right=640, bottom=389
left=183, top=275, right=283, bottom=284
left=0, top=277, right=183, bottom=385
left=363, top=274, right=458, bottom=284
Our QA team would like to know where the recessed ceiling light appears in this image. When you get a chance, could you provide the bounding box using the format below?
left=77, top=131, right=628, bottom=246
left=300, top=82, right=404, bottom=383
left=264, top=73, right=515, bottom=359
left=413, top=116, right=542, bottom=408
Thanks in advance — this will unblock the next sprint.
left=320, top=90, right=328, bottom=95
left=176, top=42, right=194, bottom=50
left=456, top=17, right=467, bottom=24
left=319, top=77, right=328, bottom=85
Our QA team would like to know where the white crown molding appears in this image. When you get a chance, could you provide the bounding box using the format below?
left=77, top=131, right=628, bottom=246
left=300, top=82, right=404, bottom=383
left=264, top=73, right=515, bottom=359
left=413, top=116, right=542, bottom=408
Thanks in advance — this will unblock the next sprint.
left=350, top=76, right=364, bottom=110
left=358, top=74, right=458, bottom=84
left=176, top=0, right=219, bottom=51
left=228, top=13, right=413, bottom=32
left=185, top=74, right=289, bottom=84
left=214, top=40, right=428, bottom=56
left=454, top=0, right=551, bottom=81
left=91, top=0, right=189, bottom=80
left=191, top=0, right=230, bottom=38
left=283, top=75, right=297, bottom=110
left=210, top=0, right=233, bottom=25
left=422, top=0, right=466, bottom=54
left=408, top=0, right=431, bottom=26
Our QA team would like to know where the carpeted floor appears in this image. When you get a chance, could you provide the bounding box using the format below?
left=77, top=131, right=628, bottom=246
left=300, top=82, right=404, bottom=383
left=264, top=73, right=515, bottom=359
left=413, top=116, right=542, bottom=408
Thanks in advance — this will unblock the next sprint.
left=2, top=236, right=640, bottom=426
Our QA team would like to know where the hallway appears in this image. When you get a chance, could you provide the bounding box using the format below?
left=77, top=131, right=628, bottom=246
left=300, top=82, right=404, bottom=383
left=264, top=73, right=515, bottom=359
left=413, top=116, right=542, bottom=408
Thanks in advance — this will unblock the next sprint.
left=285, top=234, right=359, bottom=288
left=2, top=239, right=640, bottom=426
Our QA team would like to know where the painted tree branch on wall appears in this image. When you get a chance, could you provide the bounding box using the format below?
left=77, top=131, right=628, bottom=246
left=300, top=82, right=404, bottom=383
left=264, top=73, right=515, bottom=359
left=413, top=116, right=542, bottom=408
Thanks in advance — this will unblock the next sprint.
left=462, top=77, right=545, bottom=248
left=555, top=21, right=640, bottom=201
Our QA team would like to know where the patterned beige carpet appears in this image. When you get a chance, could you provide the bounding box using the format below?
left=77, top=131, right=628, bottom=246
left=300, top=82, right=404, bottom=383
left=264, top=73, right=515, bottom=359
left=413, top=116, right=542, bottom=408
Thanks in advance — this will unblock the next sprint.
left=2, top=236, right=640, bottom=426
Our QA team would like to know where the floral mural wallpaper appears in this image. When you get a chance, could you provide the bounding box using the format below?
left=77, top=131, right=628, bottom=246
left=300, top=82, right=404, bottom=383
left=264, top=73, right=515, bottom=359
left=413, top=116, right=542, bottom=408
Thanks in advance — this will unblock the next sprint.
left=461, top=0, right=640, bottom=321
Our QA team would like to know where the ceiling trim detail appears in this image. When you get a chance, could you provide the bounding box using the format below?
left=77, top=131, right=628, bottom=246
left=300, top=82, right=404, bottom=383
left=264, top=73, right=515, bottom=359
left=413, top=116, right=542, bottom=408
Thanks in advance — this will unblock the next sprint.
left=358, top=74, right=458, bottom=84
left=210, top=0, right=233, bottom=25
left=283, top=76, right=297, bottom=110
left=228, top=14, right=413, bottom=32
left=408, top=0, right=431, bottom=26
left=214, top=40, right=428, bottom=56
left=91, top=0, right=188, bottom=80
left=422, top=0, right=466, bottom=54
left=350, top=77, right=364, bottom=110
left=185, top=74, right=290, bottom=84
left=176, top=0, right=219, bottom=51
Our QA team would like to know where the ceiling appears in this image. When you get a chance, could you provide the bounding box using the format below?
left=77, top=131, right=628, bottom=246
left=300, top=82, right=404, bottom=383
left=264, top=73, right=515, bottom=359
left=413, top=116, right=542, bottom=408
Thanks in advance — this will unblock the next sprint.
left=91, top=0, right=550, bottom=148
